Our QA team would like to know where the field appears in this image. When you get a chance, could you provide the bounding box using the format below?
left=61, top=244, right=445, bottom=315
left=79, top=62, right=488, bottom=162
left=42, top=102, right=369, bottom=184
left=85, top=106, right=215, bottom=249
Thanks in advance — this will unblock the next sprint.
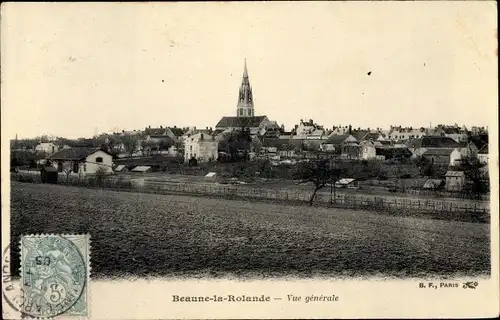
left=10, top=182, right=490, bottom=279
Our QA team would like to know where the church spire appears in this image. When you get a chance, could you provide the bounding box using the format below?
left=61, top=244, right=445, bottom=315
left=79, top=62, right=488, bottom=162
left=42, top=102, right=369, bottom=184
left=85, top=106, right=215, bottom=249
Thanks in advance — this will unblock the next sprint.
left=236, top=59, right=254, bottom=117
left=243, top=58, right=248, bottom=80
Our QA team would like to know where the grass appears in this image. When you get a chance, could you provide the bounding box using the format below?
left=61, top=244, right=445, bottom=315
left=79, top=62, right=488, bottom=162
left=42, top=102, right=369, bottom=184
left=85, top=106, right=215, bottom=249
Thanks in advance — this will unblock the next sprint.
left=10, top=182, right=490, bottom=280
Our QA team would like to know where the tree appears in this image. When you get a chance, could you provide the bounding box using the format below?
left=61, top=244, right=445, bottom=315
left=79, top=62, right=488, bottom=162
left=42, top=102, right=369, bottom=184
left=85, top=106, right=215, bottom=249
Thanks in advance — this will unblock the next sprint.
left=140, top=140, right=151, bottom=156
left=415, top=155, right=435, bottom=177
left=458, top=156, right=488, bottom=195
left=220, top=129, right=252, bottom=162
left=294, top=158, right=343, bottom=206
left=121, top=135, right=138, bottom=159
left=19, top=139, right=38, bottom=152
left=158, top=137, right=175, bottom=152
left=62, top=162, right=74, bottom=182
left=34, top=135, right=50, bottom=143
left=250, top=137, right=263, bottom=154
left=95, top=165, right=108, bottom=185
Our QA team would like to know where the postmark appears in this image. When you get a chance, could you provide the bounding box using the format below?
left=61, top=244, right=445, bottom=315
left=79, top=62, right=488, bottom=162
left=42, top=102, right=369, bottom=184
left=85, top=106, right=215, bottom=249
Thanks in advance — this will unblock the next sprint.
left=2, top=244, right=24, bottom=316
left=20, top=234, right=90, bottom=318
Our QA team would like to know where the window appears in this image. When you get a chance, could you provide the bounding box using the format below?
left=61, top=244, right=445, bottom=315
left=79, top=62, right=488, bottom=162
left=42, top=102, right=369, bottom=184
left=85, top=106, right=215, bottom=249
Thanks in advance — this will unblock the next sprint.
left=83, top=164, right=87, bottom=172
left=73, top=162, right=79, bottom=173
left=58, top=162, right=63, bottom=172
left=96, top=157, right=103, bottom=163
left=239, top=109, right=243, bottom=116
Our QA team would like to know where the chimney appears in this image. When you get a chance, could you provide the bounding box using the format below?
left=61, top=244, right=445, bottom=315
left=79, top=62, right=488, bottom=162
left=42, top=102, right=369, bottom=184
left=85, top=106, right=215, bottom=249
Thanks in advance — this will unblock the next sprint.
left=348, top=125, right=352, bottom=135
left=200, top=133, right=204, bottom=140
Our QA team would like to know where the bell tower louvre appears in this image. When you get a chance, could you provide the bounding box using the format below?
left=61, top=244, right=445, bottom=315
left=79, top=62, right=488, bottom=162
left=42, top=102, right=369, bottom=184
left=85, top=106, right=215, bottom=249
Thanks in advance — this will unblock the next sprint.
left=236, top=59, right=255, bottom=118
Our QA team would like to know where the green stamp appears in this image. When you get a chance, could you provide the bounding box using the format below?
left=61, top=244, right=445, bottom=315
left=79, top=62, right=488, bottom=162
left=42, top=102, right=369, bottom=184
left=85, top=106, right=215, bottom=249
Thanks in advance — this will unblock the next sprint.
left=20, top=235, right=90, bottom=318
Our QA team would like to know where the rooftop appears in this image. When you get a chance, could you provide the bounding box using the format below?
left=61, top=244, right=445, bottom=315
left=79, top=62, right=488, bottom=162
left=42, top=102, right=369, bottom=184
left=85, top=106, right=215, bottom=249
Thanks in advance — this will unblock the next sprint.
left=50, top=147, right=109, bottom=161
left=323, top=134, right=354, bottom=145
left=215, top=116, right=268, bottom=129
left=445, top=171, right=465, bottom=177
left=406, top=136, right=461, bottom=149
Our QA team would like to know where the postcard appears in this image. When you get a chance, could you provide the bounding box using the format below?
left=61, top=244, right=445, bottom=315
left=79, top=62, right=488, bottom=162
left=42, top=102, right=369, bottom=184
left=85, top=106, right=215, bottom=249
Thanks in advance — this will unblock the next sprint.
left=1, top=1, right=498, bottom=319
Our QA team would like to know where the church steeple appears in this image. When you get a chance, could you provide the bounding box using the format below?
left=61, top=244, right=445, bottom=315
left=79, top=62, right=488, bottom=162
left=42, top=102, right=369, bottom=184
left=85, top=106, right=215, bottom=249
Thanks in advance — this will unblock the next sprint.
left=237, top=59, right=254, bottom=117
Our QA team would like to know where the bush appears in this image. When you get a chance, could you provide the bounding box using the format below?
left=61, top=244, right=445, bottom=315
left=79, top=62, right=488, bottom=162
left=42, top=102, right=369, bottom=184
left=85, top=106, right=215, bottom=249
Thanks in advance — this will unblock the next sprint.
left=12, top=172, right=41, bottom=184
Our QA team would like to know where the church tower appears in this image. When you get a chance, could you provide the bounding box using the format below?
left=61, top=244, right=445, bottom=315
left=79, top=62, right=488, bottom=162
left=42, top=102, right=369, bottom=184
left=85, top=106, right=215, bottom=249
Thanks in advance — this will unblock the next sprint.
left=236, top=59, right=255, bottom=117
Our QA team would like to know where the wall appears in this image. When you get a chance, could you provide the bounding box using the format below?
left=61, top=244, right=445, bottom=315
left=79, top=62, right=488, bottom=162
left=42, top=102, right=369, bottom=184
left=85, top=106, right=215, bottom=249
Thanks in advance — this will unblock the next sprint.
left=449, top=149, right=462, bottom=166
left=85, top=150, right=114, bottom=174
left=360, top=143, right=376, bottom=160
left=445, top=176, right=465, bottom=192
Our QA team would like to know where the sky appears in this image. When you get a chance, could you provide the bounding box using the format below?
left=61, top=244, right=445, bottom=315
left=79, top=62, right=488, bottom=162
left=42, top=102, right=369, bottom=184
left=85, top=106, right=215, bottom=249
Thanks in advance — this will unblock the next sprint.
left=1, top=2, right=497, bottom=139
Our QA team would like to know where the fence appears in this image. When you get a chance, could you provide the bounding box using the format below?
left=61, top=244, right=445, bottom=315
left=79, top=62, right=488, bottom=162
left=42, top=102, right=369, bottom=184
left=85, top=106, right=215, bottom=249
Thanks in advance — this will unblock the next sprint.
left=140, top=180, right=489, bottom=215
left=11, top=171, right=490, bottom=217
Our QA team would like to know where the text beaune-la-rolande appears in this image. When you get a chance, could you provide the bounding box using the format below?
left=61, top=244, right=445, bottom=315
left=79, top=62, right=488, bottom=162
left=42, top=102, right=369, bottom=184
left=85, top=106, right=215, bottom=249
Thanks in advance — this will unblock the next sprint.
left=172, top=295, right=271, bottom=302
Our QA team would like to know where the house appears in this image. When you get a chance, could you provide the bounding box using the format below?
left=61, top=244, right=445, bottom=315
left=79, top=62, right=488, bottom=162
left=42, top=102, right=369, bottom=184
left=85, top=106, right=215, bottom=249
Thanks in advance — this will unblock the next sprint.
left=477, top=145, right=488, bottom=165
left=375, top=146, right=413, bottom=161
left=215, top=116, right=280, bottom=138
left=49, top=147, right=113, bottom=175
left=292, top=119, right=328, bottom=140
left=351, top=131, right=381, bottom=143
left=261, top=139, right=298, bottom=158
left=406, top=135, right=461, bottom=156
left=387, top=127, right=428, bottom=141
left=422, top=148, right=462, bottom=166
left=184, top=132, right=218, bottom=163
left=445, top=171, right=466, bottom=192
left=329, top=125, right=352, bottom=136
left=169, top=127, right=187, bottom=140
left=215, top=115, right=267, bottom=131
left=320, top=134, right=357, bottom=154
left=438, top=125, right=469, bottom=143
left=35, top=142, right=59, bottom=155
left=469, top=135, right=488, bottom=152
left=459, top=141, right=479, bottom=158
left=359, top=141, right=377, bottom=160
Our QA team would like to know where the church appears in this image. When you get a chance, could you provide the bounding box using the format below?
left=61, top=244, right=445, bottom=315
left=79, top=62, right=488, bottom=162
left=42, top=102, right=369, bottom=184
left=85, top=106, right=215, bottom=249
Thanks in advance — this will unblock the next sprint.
left=215, top=60, right=280, bottom=136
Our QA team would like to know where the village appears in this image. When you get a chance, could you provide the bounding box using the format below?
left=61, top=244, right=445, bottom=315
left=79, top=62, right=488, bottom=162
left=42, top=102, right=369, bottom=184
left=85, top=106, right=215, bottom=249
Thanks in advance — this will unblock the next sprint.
left=11, top=62, right=489, bottom=200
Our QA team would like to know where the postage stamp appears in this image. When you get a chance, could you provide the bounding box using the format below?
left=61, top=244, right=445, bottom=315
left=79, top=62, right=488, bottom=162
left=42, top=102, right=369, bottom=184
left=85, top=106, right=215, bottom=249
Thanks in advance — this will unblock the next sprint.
left=20, top=234, right=90, bottom=318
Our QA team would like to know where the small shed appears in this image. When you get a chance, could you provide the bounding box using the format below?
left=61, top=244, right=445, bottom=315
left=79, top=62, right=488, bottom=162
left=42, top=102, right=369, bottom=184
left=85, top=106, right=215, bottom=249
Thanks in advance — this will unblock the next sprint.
left=204, top=172, right=217, bottom=181
left=445, top=171, right=466, bottom=192
left=334, top=178, right=357, bottom=188
left=114, top=164, right=128, bottom=172
left=422, top=179, right=445, bottom=190
left=40, top=166, right=58, bottom=184
left=131, top=166, right=152, bottom=173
